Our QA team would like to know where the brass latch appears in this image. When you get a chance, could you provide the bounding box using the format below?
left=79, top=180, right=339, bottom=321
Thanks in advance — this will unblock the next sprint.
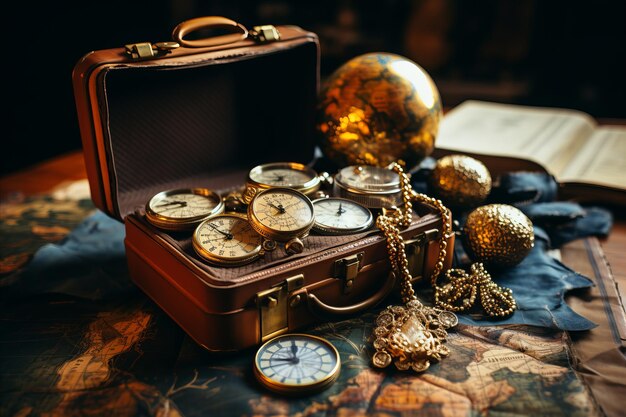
left=124, top=42, right=180, bottom=59
left=334, top=253, right=364, bottom=293
left=250, top=25, right=281, bottom=42
left=405, top=229, right=439, bottom=283
left=255, top=274, right=304, bottom=342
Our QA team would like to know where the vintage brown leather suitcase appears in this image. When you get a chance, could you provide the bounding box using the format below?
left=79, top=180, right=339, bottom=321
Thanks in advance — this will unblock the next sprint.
left=72, top=16, right=454, bottom=351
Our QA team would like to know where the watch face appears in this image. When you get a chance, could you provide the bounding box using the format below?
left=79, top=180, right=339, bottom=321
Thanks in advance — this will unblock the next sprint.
left=249, top=163, right=317, bottom=188
left=333, top=166, right=403, bottom=209
left=149, top=191, right=218, bottom=219
left=146, top=188, right=224, bottom=230
left=336, top=165, right=399, bottom=191
left=254, top=334, right=340, bottom=394
left=250, top=189, right=315, bottom=234
left=313, top=198, right=373, bottom=234
left=193, top=215, right=262, bottom=266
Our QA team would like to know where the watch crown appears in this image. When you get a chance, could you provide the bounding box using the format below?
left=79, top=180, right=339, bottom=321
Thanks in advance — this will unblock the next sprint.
left=285, top=238, right=305, bottom=255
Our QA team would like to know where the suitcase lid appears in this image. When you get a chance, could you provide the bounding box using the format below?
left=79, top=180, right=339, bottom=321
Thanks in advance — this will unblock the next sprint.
left=73, top=16, right=320, bottom=221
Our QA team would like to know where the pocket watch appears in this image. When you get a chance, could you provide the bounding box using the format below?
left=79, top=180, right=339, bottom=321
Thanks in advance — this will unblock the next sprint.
left=333, top=165, right=403, bottom=209
left=192, top=214, right=264, bottom=266
left=254, top=333, right=340, bottom=395
left=247, top=187, right=315, bottom=254
left=145, top=188, right=224, bottom=231
left=241, top=162, right=322, bottom=204
left=312, top=197, right=373, bottom=235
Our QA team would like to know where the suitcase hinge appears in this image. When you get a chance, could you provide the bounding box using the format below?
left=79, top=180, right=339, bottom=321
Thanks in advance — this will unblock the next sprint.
left=250, top=25, right=281, bottom=42
left=255, top=274, right=304, bottom=342
left=405, top=229, right=439, bottom=283
left=334, top=252, right=364, bottom=294
left=124, top=41, right=180, bottom=59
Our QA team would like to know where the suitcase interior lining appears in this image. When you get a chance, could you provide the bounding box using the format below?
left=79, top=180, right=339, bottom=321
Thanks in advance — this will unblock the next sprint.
left=100, top=41, right=318, bottom=219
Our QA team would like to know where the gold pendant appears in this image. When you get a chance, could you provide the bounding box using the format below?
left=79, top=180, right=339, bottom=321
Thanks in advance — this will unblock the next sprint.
left=372, top=299, right=458, bottom=372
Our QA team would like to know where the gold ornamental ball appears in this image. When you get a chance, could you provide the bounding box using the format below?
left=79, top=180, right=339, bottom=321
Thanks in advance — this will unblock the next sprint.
left=463, top=204, right=534, bottom=268
left=430, top=154, right=492, bottom=207
left=317, top=53, right=443, bottom=169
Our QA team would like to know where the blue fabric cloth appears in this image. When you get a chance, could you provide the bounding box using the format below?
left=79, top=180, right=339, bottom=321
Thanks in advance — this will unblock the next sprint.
left=490, top=172, right=559, bottom=204
left=454, top=228, right=596, bottom=330
left=519, top=203, right=613, bottom=247
left=6, top=211, right=130, bottom=301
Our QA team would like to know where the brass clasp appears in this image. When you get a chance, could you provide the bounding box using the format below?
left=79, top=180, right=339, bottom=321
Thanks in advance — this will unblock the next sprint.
left=124, top=41, right=180, bottom=59
left=333, top=253, right=364, bottom=293
left=250, top=25, right=281, bottom=42
left=255, top=275, right=304, bottom=342
left=405, top=229, right=439, bottom=283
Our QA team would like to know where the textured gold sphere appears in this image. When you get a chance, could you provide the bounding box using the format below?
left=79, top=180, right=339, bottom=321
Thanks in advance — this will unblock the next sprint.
left=463, top=204, right=534, bottom=268
left=317, top=53, right=442, bottom=169
left=430, top=154, right=492, bottom=207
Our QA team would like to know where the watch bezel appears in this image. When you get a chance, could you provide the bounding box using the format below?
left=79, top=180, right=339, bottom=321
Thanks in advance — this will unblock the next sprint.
left=253, top=333, right=341, bottom=394
left=192, top=213, right=263, bottom=266
left=312, top=197, right=374, bottom=235
left=333, top=165, right=401, bottom=195
left=247, top=187, right=315, bottom=242
left=243, top=162, right=321, bottom=204
left=145, top=188, right=224, bottom=231
left=332, top=166, right=404, bottom=209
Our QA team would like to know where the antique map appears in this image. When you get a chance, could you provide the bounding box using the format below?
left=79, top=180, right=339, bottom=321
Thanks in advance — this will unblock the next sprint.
left=1, top=303, right=596, bottom=417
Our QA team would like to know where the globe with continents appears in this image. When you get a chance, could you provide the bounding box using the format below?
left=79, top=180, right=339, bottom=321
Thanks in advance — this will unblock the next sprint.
left=317, top=53, right=442, bottom=169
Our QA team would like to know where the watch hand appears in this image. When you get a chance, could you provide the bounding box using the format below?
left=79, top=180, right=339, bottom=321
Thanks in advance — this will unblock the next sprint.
left=336, top=202, right=346, bottom=216
left=290, top=341, right=300, bottom=364
left=207, top=223, right=233, bottom=240
left=268, top=202, right=286, bottom=214
left=154, top=205, right=188, bottom=214
left=154, top=200, right=187, bottom=208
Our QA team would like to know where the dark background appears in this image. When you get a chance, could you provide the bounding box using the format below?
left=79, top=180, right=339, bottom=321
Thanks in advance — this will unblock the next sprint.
left=4, top=0, right=625, bottom=175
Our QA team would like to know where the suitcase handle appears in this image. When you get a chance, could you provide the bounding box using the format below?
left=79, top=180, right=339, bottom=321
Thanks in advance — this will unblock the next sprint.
left=172, top=16, right=249, bottom=48
left=305, top=271, right=397, bottom=318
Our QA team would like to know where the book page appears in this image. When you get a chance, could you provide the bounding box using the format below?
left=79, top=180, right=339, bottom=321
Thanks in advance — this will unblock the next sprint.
left=437, top=101, right=596, bottom=176
left=559, top=126, right=626, bottom=189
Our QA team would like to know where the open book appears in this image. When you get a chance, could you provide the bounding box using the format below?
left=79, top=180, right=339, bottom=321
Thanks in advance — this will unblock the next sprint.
left=434, top=100, right=626, bottom=205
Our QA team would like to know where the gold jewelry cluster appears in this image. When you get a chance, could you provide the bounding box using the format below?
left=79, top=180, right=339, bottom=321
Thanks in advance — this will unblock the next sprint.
left=373, top=162, right=455, bottom=372
left=371, top=300, right=457, bottom=372
left=372, top=163, right=517, bottom=372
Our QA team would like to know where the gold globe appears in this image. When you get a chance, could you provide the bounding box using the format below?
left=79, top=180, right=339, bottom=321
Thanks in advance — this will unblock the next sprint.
left=463, top=204, right=534, bottom=268
left=317, top=53, right=442, bottom=169
left=430, top=154, right=492, bottom=207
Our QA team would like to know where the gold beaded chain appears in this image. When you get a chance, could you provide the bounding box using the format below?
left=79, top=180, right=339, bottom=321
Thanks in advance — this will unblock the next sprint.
left=371, top=162, right=457, bottom=372
left=377, top=162, right=516, bottom=317
left=376, top=163, right=451, bottom=304
left=435, top=263, right=516, bottom=317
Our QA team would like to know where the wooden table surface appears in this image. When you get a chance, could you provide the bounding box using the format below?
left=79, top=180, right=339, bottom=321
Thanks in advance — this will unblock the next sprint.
left=1, top=150, right=624, bottom=301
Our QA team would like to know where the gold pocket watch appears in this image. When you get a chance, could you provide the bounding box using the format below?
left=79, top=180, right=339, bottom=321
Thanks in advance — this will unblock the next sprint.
left=241, top=162, right=322, bottom=204
left=312, top=197, right=373, bottom=235
left=145, top=188, right=224, bottom=231
left=254, top=333, right=340, bottom=395
left=333, top=165, right=403, bottom=209
left=192, top=214, right=264, bottom=266
left=247, top=188, right=315, bottom=254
